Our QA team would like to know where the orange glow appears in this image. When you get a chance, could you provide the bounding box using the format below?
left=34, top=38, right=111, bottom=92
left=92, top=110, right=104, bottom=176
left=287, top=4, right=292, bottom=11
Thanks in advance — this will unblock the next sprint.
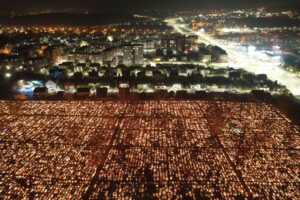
left=192, top=22, right=205, bottom=30
left=0, top=45, right=13, bottom=55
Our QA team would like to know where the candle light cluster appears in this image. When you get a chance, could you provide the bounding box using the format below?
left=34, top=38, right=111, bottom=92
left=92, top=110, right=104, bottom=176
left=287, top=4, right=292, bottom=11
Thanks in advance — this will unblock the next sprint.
left=0, top=100, right=299, bottom=199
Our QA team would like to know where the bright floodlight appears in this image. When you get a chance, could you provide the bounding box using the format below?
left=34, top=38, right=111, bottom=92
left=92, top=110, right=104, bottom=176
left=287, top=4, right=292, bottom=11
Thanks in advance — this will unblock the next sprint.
left=5, top=73, right=11, bottom=78
left=107, top=36, right=113, bottom=42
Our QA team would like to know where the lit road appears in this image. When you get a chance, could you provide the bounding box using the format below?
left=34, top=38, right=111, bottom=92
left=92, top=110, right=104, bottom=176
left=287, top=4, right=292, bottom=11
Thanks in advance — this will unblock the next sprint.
left=166, top=19, right=300, bottom=97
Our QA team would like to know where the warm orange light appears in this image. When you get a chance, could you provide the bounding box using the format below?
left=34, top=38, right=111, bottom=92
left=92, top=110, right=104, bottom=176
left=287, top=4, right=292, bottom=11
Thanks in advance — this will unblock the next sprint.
left=1, top=45, right=13, bottom=55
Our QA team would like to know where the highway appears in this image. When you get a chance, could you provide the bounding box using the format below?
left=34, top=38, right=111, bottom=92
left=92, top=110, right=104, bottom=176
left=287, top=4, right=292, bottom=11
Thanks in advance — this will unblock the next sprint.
left=166, top=19, right=300, bottom=97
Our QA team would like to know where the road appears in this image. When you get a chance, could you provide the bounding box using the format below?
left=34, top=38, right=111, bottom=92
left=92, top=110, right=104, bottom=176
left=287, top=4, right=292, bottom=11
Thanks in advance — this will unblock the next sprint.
left=166, top=19, right=300, bottom=97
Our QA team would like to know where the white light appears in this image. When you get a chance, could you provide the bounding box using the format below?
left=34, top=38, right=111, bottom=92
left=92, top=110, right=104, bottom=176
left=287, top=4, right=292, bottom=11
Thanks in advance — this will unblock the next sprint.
left=5, top=73, right=11, bottom=78
left=248, top=45, right=256, bottom=53
left=149, top=62, right=157, bottom=67
left=272, top=55, right=281, bottom=60
left=107, top=36, right=113, bottom=42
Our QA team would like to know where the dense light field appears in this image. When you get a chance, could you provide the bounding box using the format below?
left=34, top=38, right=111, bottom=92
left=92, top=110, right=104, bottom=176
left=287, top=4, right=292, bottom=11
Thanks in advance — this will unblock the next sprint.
left=0, top=100, right=299, bottom=199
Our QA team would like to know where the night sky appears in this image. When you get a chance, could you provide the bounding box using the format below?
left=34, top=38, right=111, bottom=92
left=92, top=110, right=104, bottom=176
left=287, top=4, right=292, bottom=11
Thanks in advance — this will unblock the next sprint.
left=0, top=0, right=299, bottom=14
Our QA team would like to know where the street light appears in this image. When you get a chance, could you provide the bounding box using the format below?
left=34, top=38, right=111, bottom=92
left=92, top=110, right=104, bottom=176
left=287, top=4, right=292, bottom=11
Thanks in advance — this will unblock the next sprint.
left=5, top=73, right=11, bottom=78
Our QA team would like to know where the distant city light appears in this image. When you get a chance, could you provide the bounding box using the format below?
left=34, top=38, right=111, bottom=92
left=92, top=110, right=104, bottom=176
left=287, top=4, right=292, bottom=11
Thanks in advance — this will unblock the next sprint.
left=107, top=36, right=114, bottom=42
left=248, top=45, right=256, bottom=53
left=80, top=40, right=89, bottom=47
left=5, top=73, right=11, bottom=78
left=273, top=45, right=281, bottom=50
